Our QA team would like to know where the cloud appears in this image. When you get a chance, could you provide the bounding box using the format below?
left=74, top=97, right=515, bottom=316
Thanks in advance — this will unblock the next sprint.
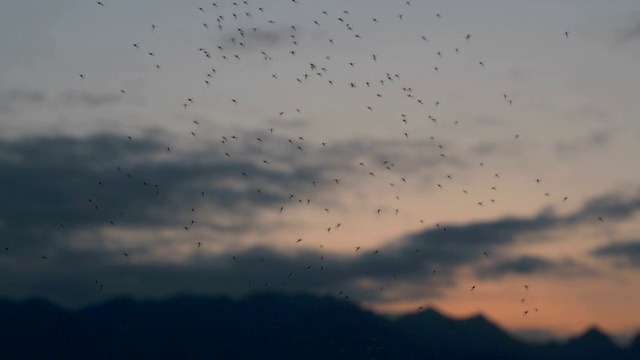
left=0, top=129, right=470, bottom=245
left=554, top=129, right=611, bottom=159
left=629, top=21, right=640, bottom=40
left=1, top=185, right=630, bottom=308
left=2, top=130, right=640, bottom=308
left=244, top=28, right=294, bottom=47
left=266, top=116, right=310, bottom=129
left=0, top=0, right=70, bottom=75
left=477, top=256, right=597, bottom=279
left=58, top=90, right=123, bottom=108
left=218, top=26, right=295, bottom=51
left=380, top=190, right=640, bottom=282
left=0, top=241, right=443, bottom=308
left=0, top=88, right=129, bottom=115
left=619, top=19, right=640, bottom=43
left=591, top=241, right=640, bottom=268
left=468, top=139, right=523, bottom=159
left=567, top=191, right=640, bottom=224
left=0, top=132, right=329, bottom=248
left=0, top=89, right=46, bottom=113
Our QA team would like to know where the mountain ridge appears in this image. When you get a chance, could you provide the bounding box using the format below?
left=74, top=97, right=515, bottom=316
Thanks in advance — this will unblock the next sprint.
left=0, top=293, right=637, bottom=359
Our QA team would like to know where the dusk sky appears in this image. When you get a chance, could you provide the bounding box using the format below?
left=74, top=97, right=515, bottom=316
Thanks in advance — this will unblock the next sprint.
left=1, top=0, right=640, bottom=344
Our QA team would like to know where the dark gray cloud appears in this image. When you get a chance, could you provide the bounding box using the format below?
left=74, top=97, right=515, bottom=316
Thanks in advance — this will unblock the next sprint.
left=477, top=256, right=597, bottom=279
left=403, top=214, right=556, bottom=264
left=377, top=191, right=639, bottom=283
left=0, top=129, right=448, bottom=304
left=0, top=130, right=342, bottom=304
left=0, top=129, right=468, bottom=247
left=0, top=132, right=327, bottom=249
left=0, top=240, right=444, bottom=308
left=483, top=256, right=553, bottom=276
left=591, top=241, right=640, bottom=268
left=1, top=131, right=639, bottom=308
left=567, top=191, right=640, bottom=224
left=1, top=185, right=630, bottom=308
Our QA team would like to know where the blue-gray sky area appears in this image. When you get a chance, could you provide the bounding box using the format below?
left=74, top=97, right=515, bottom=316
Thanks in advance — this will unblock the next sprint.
left=1, top=0, right=640, bottom=343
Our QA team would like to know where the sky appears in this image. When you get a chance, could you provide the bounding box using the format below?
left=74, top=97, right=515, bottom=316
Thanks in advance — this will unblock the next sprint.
left=1, top=0, right=640, bottom=344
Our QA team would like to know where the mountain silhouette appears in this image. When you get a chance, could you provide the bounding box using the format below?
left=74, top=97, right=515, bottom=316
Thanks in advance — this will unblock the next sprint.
left=560, top=327, right=627, bottom=360
left=0, top=293, right=638, bottom=359
left=630, top=334, right=640, bottom=355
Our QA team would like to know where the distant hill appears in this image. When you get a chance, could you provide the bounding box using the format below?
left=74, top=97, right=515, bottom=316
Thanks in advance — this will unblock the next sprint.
left=0, top=293, right=637, bottom=359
